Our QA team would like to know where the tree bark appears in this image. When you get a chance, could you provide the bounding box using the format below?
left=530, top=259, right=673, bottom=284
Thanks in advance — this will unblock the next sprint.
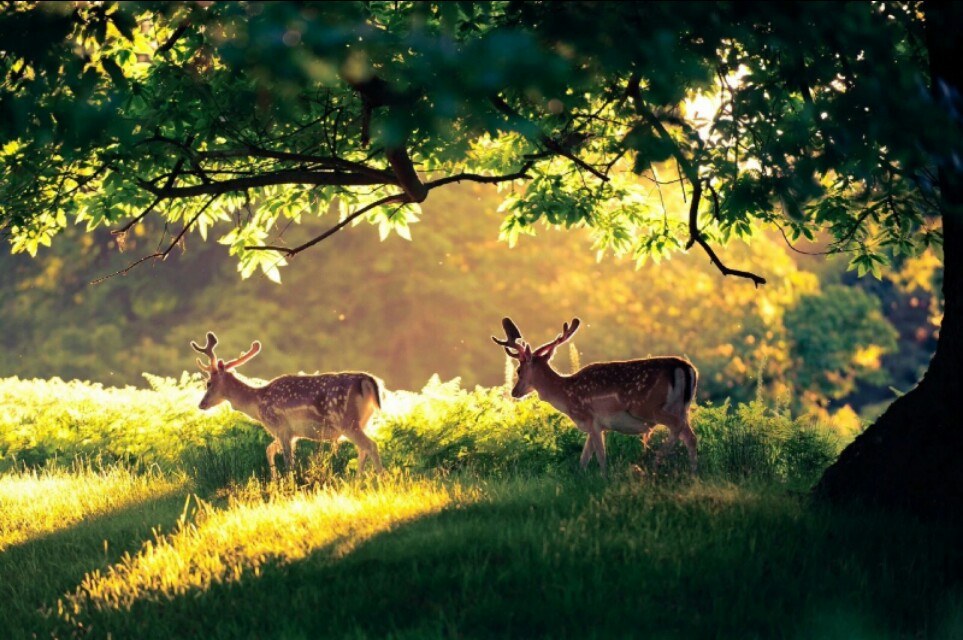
left=814, top=4, right=963, bottom=519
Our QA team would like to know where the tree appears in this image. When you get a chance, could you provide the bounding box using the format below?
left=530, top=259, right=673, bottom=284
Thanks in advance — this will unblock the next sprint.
left=1, top=2, right=960, bottom=514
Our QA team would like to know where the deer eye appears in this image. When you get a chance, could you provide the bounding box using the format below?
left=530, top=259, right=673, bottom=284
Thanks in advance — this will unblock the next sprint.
left=206, top=381, right=212, bottom=388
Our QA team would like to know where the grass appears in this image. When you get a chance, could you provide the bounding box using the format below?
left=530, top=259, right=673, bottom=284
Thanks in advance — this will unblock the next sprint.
left=0, top=463, right=189, bottom=638
left=1, top=470, right=958, bottom=639
left=0, top=375, right=960, bottom=638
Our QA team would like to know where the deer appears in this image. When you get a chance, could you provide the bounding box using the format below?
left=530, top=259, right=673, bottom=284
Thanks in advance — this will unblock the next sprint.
left=492, top=318, right=698, bottom=476
left=191, top=332, right=383, bottom=479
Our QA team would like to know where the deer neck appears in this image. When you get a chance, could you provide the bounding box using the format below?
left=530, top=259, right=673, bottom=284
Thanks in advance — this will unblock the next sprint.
left=531, top=361, right=572, bottom=414
left=222, top=374, right=263, bottom=421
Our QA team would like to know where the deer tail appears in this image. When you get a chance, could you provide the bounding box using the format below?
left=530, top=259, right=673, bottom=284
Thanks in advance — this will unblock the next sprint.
left=361, top=375, right=381, bottom=410
left=682, top=364, right=697, bottom=407
left=666, top=364, right=697, bottom=415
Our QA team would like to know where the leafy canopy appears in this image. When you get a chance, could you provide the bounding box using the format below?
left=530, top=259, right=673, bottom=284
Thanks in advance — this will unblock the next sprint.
left=0, top=2, right=953, bottom=283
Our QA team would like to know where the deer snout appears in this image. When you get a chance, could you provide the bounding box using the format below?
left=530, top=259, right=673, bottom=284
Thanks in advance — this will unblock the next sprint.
left=198, top=393, right=217, bottom=411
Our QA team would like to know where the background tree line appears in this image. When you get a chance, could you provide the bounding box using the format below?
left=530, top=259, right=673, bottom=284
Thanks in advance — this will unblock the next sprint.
left=0, top=182, right=938, bottom=430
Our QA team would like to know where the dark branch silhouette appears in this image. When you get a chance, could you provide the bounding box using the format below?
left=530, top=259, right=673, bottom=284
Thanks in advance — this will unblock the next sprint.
left=626, top=74, right=766, bottom=287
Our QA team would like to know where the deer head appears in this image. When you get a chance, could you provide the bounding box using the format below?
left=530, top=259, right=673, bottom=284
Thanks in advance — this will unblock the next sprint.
left=492, top=317, right=580, bottom=398
left=191, top=331, right=261, bottom=410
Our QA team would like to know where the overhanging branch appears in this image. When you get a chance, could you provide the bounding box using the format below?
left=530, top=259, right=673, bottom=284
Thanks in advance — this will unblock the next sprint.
left=490, top=95, right=609, bottom=182
left=246, top=192, right=409, bottom=257
left=246, top=165, right=533, bottom=258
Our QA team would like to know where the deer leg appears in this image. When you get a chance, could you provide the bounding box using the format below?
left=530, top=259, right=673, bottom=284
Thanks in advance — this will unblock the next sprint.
left=654, top=425, right=678, bottom=471
left=678, top=418, right=698, bottom=474
left=579, top=435, right=595, bottom=470
left=343, top=430, right=383, bottom=477
left=266, top=440, right=281, bottom=480
left=582, top=421, right=605, bottom=476
left=654, top=410, right=698, bottom=474
left=597, top=430, right=608, bottom=477
left=281, top=437, right=295, bottom=473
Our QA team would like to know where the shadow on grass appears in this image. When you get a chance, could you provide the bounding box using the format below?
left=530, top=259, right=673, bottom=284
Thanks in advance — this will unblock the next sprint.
left=40, top=476, right=963, bottom=640
left=0, top=490, right=189, bottom=638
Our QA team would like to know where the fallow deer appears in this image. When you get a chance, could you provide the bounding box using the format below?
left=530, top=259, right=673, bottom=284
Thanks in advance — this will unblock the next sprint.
left=191, top=332, right=383, bottom=479
left=493, top=318, right=698, bottom=475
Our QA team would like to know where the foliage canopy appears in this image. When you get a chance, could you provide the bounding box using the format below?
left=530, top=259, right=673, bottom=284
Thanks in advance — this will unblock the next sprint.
left=0, top=2, right=952, bottom=283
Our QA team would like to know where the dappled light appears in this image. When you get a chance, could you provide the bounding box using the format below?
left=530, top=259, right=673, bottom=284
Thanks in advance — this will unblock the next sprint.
left=0, top=464, right=186, bottom=550
left=57, top=477, right=473, bottom=622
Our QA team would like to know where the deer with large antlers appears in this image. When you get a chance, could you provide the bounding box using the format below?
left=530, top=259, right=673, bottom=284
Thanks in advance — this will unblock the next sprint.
left=191, top=332, right=383, bottom=479
left=493, top=318, right=698, bottom=475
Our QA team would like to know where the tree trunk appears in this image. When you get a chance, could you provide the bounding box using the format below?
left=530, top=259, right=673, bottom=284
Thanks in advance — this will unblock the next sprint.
left=814, top=4, right=963, bottom=518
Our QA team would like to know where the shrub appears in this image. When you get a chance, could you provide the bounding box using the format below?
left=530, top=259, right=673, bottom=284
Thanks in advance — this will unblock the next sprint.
left=694, top=399, right=841, bottom=488
left=0, top=373, right=843, bottom=489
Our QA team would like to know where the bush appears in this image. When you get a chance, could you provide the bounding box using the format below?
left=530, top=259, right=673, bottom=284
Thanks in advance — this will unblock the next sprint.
left=0, top=373, right=843, bottom=489
left=694, top=399, right=841, bottom=488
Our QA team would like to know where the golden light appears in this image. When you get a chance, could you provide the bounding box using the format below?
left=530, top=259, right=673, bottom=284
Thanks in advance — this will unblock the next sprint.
left=0, top=466, right=186, bottom=551
left=57, top=477, right=479, bottom=618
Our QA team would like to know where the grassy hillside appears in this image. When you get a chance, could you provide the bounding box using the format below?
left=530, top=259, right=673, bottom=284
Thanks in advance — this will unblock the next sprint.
left=1, top=376, right=960, bottom=638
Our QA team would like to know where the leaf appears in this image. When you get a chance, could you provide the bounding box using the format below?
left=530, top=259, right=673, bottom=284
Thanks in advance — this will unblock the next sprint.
left=109, top=11, right=137, bottom=42
left=625, top=124, right=678, bottom=171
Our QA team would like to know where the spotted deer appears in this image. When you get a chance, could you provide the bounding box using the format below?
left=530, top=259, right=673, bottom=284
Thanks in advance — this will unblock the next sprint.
left=191, top=332, right=383, bottom=479
left=493, top=318, right=698, bottom=475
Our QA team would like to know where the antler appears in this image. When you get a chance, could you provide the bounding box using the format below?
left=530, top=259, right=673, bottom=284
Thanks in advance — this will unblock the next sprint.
left=533, top=318, right=581, bottom=358
left=222, top=341, right=262, bottom=370
left=492, top=317, right=530, bottom=360
left=191, top=332, right=219, bottom=372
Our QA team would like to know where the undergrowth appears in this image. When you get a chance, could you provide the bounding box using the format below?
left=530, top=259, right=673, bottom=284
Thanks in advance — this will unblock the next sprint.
left=1, top=373, right=845, bottom=493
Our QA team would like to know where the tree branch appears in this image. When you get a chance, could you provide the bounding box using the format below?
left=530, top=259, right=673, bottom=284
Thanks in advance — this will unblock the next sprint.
left=90, top=194, right=217, bottom=284
left=198, top=147, right=394, bottom=181
left=247, top=166, right=533, bottom=257
left=424, top=163, right=533, bottom=190
left=490, top=95, right=609, bottom=181
left=112, top=158, right=188, bottom=236
left=246, top=192, right=409, bottom=257
left=156, top=20, right=191, bottom=55
left=688, top=180, right=767, bottom=286
left=385, top=146, right=429, bottom=202
left=137, top=170, right=395, bottom=198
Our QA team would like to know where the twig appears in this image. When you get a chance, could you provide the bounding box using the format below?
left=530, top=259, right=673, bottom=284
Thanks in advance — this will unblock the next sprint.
left=90, top=194, right=217, bottom=284
left=246, top=192, right=409, bottom=257
left=247, top=165, right=534, bottom=257
left=156, top=20, right=191, bottom=55
left=137, top=169, right=393, bottom=198
left=490, top=95, right=608, bottom=182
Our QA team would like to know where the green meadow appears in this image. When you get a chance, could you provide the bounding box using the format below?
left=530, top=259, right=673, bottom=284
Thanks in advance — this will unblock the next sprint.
left=1, top=375, right=960, bottom=639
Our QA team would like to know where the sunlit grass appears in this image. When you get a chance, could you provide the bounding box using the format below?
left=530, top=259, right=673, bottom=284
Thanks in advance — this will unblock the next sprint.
left=39, top=472, right=963, bottom=639
left=0, top=462, right=186, bottom=550
left=57, top=473, right=479, bottom=622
